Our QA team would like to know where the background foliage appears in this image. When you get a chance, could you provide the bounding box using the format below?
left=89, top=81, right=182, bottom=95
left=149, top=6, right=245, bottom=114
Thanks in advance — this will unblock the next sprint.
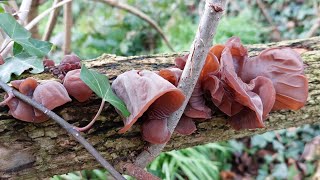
left=3, top=0, right=319, bottom=179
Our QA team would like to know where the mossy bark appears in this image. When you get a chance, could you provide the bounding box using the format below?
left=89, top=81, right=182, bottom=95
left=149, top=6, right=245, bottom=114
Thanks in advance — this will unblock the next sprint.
left=0, top=37, right=319, bottom=179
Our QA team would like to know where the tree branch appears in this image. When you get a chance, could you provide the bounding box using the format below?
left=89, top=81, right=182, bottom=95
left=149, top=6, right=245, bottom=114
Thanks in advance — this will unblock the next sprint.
left=134, top=0, right=227, bottom=168
left=17, top=0, right=33, bottom=25
left=42, top=0, right=62, bottom=41
left=63, top=1, right=72, bottom=55
left=0, top=81, right=125, bottom=180
left=95, top=0, right=175, bottom=52
left=0, top=37, right=319, bottom=179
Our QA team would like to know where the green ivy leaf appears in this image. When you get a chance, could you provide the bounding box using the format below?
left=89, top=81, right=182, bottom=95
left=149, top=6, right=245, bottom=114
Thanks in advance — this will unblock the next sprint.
left=13, top=42, right=24, bottom=55
left=80, top=65, right=130, bottom=117
left=0, top=13, right=52, bottom=57
left=0, top=56, right=44, bottom=83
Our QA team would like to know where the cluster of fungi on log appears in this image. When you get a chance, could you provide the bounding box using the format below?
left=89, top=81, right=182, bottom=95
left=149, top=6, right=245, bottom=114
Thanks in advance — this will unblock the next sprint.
left=0, top=37, right=308, bottom=145
left=112, top=37, right=308, bottom=144
left=0, top=55, right=93, bottom=123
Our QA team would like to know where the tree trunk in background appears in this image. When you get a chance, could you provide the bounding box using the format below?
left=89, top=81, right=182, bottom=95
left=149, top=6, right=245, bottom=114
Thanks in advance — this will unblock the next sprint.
left=27, top=0, right=40, bottom=39
left=0, top=37, right=319, bottom=179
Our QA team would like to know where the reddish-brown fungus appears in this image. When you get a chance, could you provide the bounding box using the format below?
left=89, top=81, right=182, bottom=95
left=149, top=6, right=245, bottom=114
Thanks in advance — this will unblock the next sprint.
left=18, top=77, right=38, bottom=96
left=43, top=59, right=55, bottom=68
left=184, top=80, right=212, bottom=119
left=158, top=68, right=182, bottom=86
left=0, top=78, right=49, bottom=122
left=112, top=70, right=185, bottom=144
left=63, top=69, right=93, bottom=102
left=240, top=47, right=308, bottom=110
left=175, top=115, right=197, bottom=135
left=5, top=95, right=38, bottom=122
left=175, top=54, right=188, bottom=70
left=33, top=81, right=71, bottom=118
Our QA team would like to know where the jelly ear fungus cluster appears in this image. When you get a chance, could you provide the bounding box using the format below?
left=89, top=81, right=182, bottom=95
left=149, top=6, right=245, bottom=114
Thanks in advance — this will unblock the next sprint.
left=0, top=55, right=93, bottom=124
left=111, top=37, right=308, bottom=144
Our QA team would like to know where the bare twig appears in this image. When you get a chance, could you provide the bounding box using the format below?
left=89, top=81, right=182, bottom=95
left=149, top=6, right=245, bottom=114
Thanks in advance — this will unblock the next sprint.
left=1, top=0, right=73, bottom=58
left=0, top=40, right=13, bottom=54
left=25, top=0, right=72, bottom=30
left=18, top=0, right=33, bottom=25
left=134, top=0, right=227, bottom=168
left=256, top=0, right=281, bottom=41
left=95, top=0, right=175, bottom=52
left=121, top=162, right=161, bottom=180
left=63, top=1, right=72, bottom=54
left=42, top=0, right=62, bottom=41
left=306, top=18, right=320, bottom=38
left=0, top=80, right=125, bottom=180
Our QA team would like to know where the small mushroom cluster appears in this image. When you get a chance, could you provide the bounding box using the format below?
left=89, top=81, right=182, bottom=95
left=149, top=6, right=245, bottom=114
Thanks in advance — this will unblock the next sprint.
left=0, top=55, right=93, bottom=122
left=112, top=37, right=308, bottom=144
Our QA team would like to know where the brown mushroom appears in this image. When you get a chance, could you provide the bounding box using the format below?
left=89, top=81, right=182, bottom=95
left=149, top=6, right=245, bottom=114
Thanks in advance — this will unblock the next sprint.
left=240, top=47, right=308, bottom=110
left=63, top=69, right=93, bottom=102
left=33, top=81, right=72, bottom=118
left=203, top=46, right=274, bottom=130
left=158, top=68, right=182, bottom=86
left=175, top=115, right=197, bottom=135
left=174, top=52, right=219, bottom=120
left=0, top=78, right=50, bottom=122
left=111, top=70, right=185, bottom=144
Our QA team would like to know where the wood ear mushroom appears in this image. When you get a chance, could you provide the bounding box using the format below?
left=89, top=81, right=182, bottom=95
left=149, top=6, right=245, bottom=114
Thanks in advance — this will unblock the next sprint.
left=63, top=69, right=93, bottom=102
left=112, top=70, right=185, bottom=144
left=0, top=78, right=71, bottom=122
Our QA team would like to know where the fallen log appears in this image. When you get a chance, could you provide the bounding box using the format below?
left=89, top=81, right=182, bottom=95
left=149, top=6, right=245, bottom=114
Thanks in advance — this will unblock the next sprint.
left=0, top=37, right=319, bottom=179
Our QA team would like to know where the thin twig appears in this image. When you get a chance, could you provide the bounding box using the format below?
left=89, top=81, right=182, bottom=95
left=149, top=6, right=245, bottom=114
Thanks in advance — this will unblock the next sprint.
left=121, top=162, right=161, bottom=180
left=42, top=0, right=62, bottom=41
left=95, top=0, right=175, bottom=52
left=0, top=80, right=125, bottom=180
left=63, top=1, right=72, bottom=54
left=134, top=0, right=227, bottom=168
left=0, top=40, right=13, bottom=54
left=25, top=0, right=72, bottom=30
left=256, top=0, right=281, bottom=41
left=18, top=0, right=33, bottom=25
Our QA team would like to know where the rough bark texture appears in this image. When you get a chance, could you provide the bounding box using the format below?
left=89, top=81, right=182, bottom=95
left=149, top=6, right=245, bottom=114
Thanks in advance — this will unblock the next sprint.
left=0, top=37, right=319, bottom=179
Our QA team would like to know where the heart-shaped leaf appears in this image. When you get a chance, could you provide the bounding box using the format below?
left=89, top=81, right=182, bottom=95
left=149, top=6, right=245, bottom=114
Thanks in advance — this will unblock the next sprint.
left=80, top=65, right=130, bottom=117
left=0, top=56, right=44, bottom=83
left=0, top=13, right=52, bottom=57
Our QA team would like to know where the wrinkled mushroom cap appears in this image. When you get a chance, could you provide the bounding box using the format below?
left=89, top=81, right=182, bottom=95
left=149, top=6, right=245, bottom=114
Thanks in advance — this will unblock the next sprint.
left=63, top=69, right=93, bottom=102
left=241, top=47, right=308, bottom=110
left=33, top=81, right=71, bottom=117
left=112, top=70, right=185, bottom=133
